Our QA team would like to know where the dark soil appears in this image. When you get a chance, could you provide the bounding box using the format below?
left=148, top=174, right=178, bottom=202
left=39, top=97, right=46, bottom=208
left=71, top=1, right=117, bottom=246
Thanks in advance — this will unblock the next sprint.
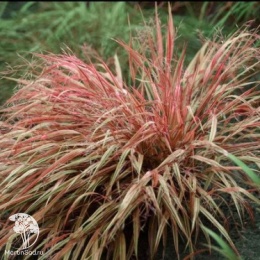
left=136, top=205, right=260, bottom=260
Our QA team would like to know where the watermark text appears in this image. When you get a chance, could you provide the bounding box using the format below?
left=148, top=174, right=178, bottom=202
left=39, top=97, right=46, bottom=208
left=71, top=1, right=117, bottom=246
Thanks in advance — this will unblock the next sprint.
left=5, top=249, right=44, bottom=256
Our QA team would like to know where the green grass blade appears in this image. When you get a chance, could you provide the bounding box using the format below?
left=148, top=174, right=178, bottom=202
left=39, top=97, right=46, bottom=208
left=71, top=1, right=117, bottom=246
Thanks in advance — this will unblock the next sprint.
left=226, top=152, right=260, bottom=185
left=202, top=226, right=241, bottom=260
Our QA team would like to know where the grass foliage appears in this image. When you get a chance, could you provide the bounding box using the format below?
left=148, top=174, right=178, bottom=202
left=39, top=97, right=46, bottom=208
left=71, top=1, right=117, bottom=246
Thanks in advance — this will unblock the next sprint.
left=2, top=2, right=259, bottom=105
left=0, top=4, right=260, bottom=260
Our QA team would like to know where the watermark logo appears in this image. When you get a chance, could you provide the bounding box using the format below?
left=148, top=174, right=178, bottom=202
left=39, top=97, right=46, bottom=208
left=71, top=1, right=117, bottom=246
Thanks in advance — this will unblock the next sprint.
left=9, top=213, right=39, bottom=250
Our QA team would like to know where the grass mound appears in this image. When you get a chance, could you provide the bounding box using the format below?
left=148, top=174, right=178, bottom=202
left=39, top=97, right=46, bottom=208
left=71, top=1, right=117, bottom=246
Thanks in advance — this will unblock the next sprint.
left=0, top=8, right=259, bottom=260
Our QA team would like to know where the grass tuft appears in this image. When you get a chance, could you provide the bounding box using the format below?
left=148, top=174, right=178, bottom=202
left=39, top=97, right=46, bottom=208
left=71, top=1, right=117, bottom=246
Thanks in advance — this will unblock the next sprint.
left=0, top=6, right=259, bottom=260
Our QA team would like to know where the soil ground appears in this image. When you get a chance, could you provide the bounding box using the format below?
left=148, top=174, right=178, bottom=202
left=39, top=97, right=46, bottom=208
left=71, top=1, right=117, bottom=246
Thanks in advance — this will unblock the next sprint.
left=137, top=205, right=260, bottom=260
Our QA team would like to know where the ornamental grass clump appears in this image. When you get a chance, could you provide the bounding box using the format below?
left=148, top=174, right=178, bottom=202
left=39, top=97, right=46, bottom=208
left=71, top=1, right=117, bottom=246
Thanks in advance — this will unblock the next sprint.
left=0, top=8, right=260, bottom=260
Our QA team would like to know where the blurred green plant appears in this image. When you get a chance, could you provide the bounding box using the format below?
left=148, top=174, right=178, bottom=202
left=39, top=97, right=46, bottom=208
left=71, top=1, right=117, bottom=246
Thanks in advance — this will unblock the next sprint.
left=0, top=2, right=8, bottom=18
